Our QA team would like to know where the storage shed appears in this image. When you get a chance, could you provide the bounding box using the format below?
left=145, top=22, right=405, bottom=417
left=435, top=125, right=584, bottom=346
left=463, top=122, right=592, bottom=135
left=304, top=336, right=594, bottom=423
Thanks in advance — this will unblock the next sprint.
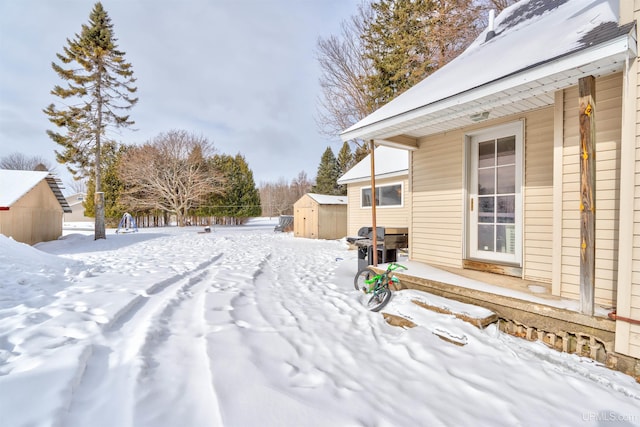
left=293, top=193, right=347, bottom=240
left=0, top=170, right=71, bottom=245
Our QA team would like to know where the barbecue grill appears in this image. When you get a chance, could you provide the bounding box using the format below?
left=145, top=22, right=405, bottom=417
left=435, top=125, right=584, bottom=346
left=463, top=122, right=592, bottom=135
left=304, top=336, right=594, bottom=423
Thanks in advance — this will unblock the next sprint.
left=347, top=226, right=409, bottom=269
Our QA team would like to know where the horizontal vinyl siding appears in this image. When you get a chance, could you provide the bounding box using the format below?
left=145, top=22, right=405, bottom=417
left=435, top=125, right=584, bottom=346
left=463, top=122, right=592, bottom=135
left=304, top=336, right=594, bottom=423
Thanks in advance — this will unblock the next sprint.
left=523, top=107, right=554, bottom=282
left=412, top=132, right=463, bottom=268
left=561, top=73, right=622, bottom=307
left=411, top=111, right=555, bottom=272
left=346, top=176, right=409, bottom=236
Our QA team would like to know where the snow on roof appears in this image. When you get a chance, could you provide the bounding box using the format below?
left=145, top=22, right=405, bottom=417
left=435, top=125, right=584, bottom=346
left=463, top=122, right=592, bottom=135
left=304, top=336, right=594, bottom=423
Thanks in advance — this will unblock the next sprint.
left=342, top=0, right=629, bottom=139
left=65, top=193, right=87, bottom=207
left=306, top=193, right=347, bottom=205
left=0, top=169, right=50, bottom=207
left=337, top=146, right=408, bottom=184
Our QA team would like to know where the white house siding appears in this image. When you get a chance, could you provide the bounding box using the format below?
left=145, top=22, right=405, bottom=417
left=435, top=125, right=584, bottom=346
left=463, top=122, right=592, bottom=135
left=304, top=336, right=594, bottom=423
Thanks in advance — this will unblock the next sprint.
left=412, top=131, right=464, bottom=268
left=411, top=112, right=556, bottom=277
left=523, top=108, right=554, bottom=283
left=345, top=176, right=409, bottom=237
left=560, top=73, right=622, bottom=306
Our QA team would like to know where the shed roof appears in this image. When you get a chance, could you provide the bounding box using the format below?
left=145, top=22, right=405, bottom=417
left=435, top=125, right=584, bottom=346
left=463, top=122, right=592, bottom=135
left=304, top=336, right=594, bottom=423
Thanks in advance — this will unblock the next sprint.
left=0, top=169, right=71, bottom=212
left=337, top=146, right=408, bottom=184
left=305, top=193, right=347, bottom=205
left=341, top=0, right=635, bottom=143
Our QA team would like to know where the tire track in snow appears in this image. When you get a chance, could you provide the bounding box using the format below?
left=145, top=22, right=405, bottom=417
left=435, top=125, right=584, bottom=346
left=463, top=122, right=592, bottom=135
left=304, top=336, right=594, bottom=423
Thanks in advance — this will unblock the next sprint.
left=132, top=269, right=223, bottom=427
left=201, top=234, right=356, bottom=426
left=61, top=254, right=223, bottom=427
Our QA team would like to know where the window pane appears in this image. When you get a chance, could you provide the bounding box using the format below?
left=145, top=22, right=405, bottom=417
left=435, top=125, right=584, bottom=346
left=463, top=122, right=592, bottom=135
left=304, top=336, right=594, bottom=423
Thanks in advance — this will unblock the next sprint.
left=379, top=184, right=402, bottom=206
left=478, top=140, right=495, bottom=168
left=496, top=196, right=515, bottom=223
left=497, top=165, right=515, bottom=194
left=478, top=224, right=494, bottom=251
left=497, top=136, right=515, bottom=165
left=496, top=224, right=515, bottom=254
left=478, top=169, right=495, bottom=195
left=362, top=188, right=372, bottom=207
left=478, top=196, right=494, bottom=223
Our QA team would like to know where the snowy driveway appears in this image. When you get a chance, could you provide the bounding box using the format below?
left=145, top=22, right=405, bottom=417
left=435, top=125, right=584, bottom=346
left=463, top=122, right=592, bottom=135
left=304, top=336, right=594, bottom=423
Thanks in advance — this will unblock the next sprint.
left=1, top=221, right=639, bottom=427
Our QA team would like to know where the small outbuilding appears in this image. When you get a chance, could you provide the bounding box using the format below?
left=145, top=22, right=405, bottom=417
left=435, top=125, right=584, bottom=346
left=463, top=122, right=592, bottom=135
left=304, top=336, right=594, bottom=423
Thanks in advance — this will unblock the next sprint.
left=0, top=169, right=71, bottom=245
left=293, top=193, right=347, bottom=240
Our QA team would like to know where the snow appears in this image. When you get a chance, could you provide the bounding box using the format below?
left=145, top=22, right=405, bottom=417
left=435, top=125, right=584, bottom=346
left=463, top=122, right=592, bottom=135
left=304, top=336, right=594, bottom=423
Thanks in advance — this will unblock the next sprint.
left=1, top=218, right=639, bottom=427
left=343, top=0, right=622, bottom=134
left=337, top=146, right=408, bottom=184
left=0, top=170, right=50, bottom=207
left=306, top=193, right=347, bottom=205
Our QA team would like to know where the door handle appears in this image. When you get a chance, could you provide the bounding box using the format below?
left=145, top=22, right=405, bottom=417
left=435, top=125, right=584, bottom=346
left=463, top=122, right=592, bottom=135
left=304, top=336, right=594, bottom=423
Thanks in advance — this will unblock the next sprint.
left=471, top=198, right=474, bottom=211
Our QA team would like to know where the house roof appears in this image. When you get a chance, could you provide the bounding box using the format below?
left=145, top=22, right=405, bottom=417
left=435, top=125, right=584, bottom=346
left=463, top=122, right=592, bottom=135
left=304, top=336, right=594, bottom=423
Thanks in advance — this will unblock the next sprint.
left=341, top=0, right=636, bottom=144
left=0, top=169, right=71, bottom=213
left=337, top=146, right=408, bottom=184
left=65, top=193, right=87, bottom=208
left=306, top=193, right=347, bottom=205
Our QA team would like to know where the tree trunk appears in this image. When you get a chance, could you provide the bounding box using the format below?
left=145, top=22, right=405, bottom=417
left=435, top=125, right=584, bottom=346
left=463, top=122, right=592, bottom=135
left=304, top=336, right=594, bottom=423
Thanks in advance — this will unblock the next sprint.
left=94, top=65, right=106, bottom=240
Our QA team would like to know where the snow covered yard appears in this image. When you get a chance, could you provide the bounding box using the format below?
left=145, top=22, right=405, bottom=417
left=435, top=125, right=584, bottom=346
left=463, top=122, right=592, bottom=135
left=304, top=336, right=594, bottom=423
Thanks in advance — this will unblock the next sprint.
left=1, top=219, right=639, bottom=427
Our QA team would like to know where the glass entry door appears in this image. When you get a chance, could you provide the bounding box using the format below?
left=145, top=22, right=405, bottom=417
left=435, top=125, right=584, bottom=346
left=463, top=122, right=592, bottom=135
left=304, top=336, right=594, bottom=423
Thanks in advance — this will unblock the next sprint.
left=469, top=123, right=522, bottom=265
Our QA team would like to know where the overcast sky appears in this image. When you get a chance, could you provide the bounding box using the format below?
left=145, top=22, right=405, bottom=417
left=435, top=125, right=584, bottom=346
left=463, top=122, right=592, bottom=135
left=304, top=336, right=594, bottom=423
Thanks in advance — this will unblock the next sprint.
left=0, top=0, right=359, bottom=189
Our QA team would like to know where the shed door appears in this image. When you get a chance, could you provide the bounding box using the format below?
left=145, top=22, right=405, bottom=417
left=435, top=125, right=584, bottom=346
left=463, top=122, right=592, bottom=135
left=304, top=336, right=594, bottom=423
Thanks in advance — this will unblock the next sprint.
left=468, top=122, right=522, bottom=265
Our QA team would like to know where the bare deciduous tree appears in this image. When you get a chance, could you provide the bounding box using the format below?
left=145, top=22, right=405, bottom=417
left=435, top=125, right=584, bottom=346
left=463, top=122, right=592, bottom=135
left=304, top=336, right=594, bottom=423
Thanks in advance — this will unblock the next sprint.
left=0, top=152, right=54, bottom=171
left=66, top=179, right=88, bottom=195
left=315, top=2, right=373, bottom=147
left=118, top=130, right=224, bottom=226
left=427, top=0, right=485, bottom=69
left=259, top=171, right=312, bottom=217
left=316, top=0, right=517, bottom=145
left=485, top=0, right=516, bottom=12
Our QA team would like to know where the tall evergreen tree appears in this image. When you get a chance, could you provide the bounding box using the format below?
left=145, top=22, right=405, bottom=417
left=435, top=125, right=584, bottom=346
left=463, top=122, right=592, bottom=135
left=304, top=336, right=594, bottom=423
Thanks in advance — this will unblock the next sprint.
left=227, top=154, right=261, bottom=220
left=205, top=154, right=261, bottom=222
left=362, top=0, right=434, bottom=110
left=312, top=147, right=340, bottom=195
left=44, top=2, right=137, bottom=240
left=318, top=0, right=512, bottom=143
left=84, top=141, right=127, bottom=224
left=336, top=141, right=354, bottom=195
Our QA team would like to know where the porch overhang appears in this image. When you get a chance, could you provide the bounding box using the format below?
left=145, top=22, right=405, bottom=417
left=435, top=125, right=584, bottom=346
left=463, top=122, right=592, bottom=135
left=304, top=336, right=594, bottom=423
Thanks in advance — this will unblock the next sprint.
left=340, top=30, right=637, bottom=146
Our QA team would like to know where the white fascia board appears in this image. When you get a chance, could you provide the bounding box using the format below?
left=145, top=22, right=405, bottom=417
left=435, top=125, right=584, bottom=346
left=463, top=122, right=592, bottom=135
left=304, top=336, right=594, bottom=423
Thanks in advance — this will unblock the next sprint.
left=337, top=170, right=408, bottom=185
left=340, top=34, right=634, bottom=142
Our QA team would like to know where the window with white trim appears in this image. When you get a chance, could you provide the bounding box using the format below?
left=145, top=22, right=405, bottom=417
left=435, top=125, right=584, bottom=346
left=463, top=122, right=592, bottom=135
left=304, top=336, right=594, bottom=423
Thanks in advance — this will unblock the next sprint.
left=361, top=183, right=403, bottom=208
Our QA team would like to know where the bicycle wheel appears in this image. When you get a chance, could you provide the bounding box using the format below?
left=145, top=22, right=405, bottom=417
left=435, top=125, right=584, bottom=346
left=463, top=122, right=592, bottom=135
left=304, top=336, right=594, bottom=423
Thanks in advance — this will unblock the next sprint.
left=354, top=267, right=374, bottom=291
left=367, top=287, right=392, bottom=312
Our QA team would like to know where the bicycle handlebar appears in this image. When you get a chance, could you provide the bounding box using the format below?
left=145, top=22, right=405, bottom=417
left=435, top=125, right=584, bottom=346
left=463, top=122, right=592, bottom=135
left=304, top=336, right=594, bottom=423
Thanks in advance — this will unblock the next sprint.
left=386, top=263, right=407, bottom=272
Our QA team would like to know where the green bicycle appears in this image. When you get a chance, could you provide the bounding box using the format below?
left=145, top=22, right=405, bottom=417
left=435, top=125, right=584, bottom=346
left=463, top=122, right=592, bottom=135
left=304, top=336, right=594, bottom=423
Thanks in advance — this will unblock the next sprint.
left=354, top=263, right=407, bottom=312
